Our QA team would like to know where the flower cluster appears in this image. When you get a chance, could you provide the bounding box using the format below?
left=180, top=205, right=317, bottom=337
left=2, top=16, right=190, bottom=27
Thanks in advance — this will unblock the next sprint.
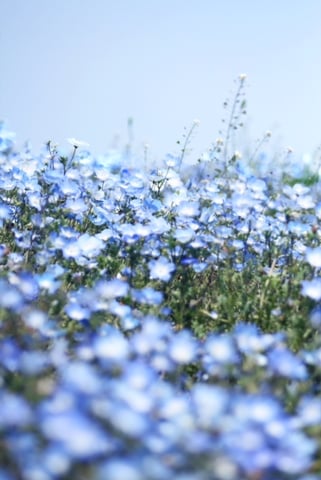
left=0, top=123, right=321, bottom=479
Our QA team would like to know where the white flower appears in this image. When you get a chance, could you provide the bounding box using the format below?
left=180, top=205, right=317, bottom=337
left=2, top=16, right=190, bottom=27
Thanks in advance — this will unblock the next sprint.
left=67, top=138, right=90, bottom=148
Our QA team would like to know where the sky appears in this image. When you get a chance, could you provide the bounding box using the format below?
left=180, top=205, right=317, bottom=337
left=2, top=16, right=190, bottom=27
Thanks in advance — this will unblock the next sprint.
left=1, top=0, right=321, bottom=164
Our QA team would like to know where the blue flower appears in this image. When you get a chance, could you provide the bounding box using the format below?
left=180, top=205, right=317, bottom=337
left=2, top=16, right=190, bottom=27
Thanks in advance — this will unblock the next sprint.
left=175, top=200, right=200, bottom=218
left=96, top=278, right=129, bottom=300
left=62, top=361, right=102, bottom=395
left=168, top=329, right=197, bottom=364
left=174, top=227, right=195, bottom=244
left=131, top=287, right=163, bottom=305
left=191, top=384, right=229, bottom=428
left=204, top=334, right=238, bottom=365
left=65, top=301, right=91, bottom=321
left=0, top=279, right=24, bottom=311
left=306, top=247, right=321, bottom=268
left=40, top=409, right=111, bottom=459
left=148, top=256, right=176, bottom=282
left=0, top=391, right=32, bottom=427
left=9, top=271, right=39, bottom=302
left=267, top=347, right=307, bottom=380
left=93, top=329, right=129, bottom=362
left=96, top=458, right=142, bottom=480
left=301, top=278, right=321, bottom=301
left=297, top=396, right=321, bottom=427
left=0, top=203, right=13, bottom=221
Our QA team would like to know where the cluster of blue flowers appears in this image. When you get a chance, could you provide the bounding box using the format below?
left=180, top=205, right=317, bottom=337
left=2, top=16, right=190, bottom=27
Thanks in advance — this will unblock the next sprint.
left=0, top=122, right=321, bottom=479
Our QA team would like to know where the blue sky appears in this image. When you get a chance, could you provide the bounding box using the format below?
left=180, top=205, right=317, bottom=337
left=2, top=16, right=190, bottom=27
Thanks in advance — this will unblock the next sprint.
left=1, top=0, right=321, bottom=163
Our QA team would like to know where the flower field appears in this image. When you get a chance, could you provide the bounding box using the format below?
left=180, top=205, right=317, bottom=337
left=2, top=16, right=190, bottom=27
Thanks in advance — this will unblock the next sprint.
left=1, top=116, right=321, bottom=480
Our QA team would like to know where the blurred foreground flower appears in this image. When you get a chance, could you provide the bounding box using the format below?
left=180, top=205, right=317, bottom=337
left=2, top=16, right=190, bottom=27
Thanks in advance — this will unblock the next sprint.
left=301, top=278, right=321, bottom=301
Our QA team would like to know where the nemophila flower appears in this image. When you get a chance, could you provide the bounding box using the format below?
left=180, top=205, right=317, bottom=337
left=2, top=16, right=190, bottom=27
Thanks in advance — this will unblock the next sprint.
left=108, top=299, right=131, bottom=318
left=0, top=173, right=17, bottom=191
left=20, top=351, right=48, bottom=375
left=122, top=360, right=157, bottom=390
left=41, top=445, right=71, bottom=477
left=131, top=316, right=171, bottom=356
left=233, top=394, right=282, bottom=425
left=204, top=334, right=238, bottom=365
left=297, top=194, right=315, bottom=209
left=192, top=261, right=208, bottom=273
left=22, top=309, right=48, bottom=330
left=35, top=266, right=64, bottom=294
left=150, top=351, right=173, bottom=373
left=96, top=278, right=129, bottom=300
left=117, top=223, right=141, bottom=244
left=0, top=391, right=32, bottom=427
left=13, top=229, right=32, bottom=250
left=93, top=328, right=129, bottom=362
left=61, top=238, right=81, bottom=259
left=103, top=401, right=150, bottom=438
left=40, top=409, right=111, bottom=459
left=120, top=169, right=146, bottom=194
left=191, top=384, right=229, bottom=428
left=148, top=255, right=176, bottom=282
left=58, top=178, right=80, bottom=196
left=62, top=361, right=102, bottom=395
left=175, top=200, right=200, bottom=218
left=273, top=431, right=316, bottom=475
left=309, top=306, right=321, bottom=329
left=132, top=222, right=151, bottom=238
left=222, top=427, right=270, bottom=473
left=288, top=220, right=311, bottom=236
left=26, top=191, right=43, bottom=211
left=0, top=279, right=24, bottom=311
left=0, top=202, right=12, bottom=221
left=267, top=347, right=307, bottom=380
left=148, top=215, right=171, bottom=234
left=231, top=192, right=254, bottom=218
left=301, top=278, right=321, bottom=301
left=78, top=233, right=104, bottom=258
left=108, top=301, right=140, bottom=331
left=158, top=394, right=191, bottom=428
left=174, top=227, right=195, bottom=244
left=233, top=322, right=283, bottom=354
left=305, top=247, right=321, bottom=268
left=168, top=329, right=197, bottom=364
left=65, top=198, right=89, bottom=216
left=96, top=458, right=142, bottom=480
left=297, top=396, right=321, bottom=427
left=65, top=197, right=88, bottom=216
left=9, top=271, right=39, bottom=302
left=65, top=301, right=90, bottom=321
left=132, top=287, right=163, bottom=305
left=0, top=339, right=21, bottom=371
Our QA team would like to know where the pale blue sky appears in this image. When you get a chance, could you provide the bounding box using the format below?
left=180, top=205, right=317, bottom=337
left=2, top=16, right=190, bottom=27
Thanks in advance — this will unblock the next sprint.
left=1, top=0, right=321, bottom=162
